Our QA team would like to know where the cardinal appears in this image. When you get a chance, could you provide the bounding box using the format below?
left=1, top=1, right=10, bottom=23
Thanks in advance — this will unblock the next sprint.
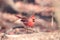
left=16, top=15, right=35, bottom=28
left=26, top=15, right=35, bottom=27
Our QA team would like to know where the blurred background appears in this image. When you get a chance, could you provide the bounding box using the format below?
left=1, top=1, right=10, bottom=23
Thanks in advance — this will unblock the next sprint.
left=0, top=0, right=59, bottom=34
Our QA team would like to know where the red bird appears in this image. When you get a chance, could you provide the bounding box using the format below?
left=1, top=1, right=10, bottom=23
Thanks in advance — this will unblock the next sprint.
left=16, top=15, right=35, bottom=28
left=26, top=15, right=35, bottom=27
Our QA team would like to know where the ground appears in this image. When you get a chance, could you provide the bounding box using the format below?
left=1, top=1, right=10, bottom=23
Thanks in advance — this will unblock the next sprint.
left=0, top=31, right=60, bottom=40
